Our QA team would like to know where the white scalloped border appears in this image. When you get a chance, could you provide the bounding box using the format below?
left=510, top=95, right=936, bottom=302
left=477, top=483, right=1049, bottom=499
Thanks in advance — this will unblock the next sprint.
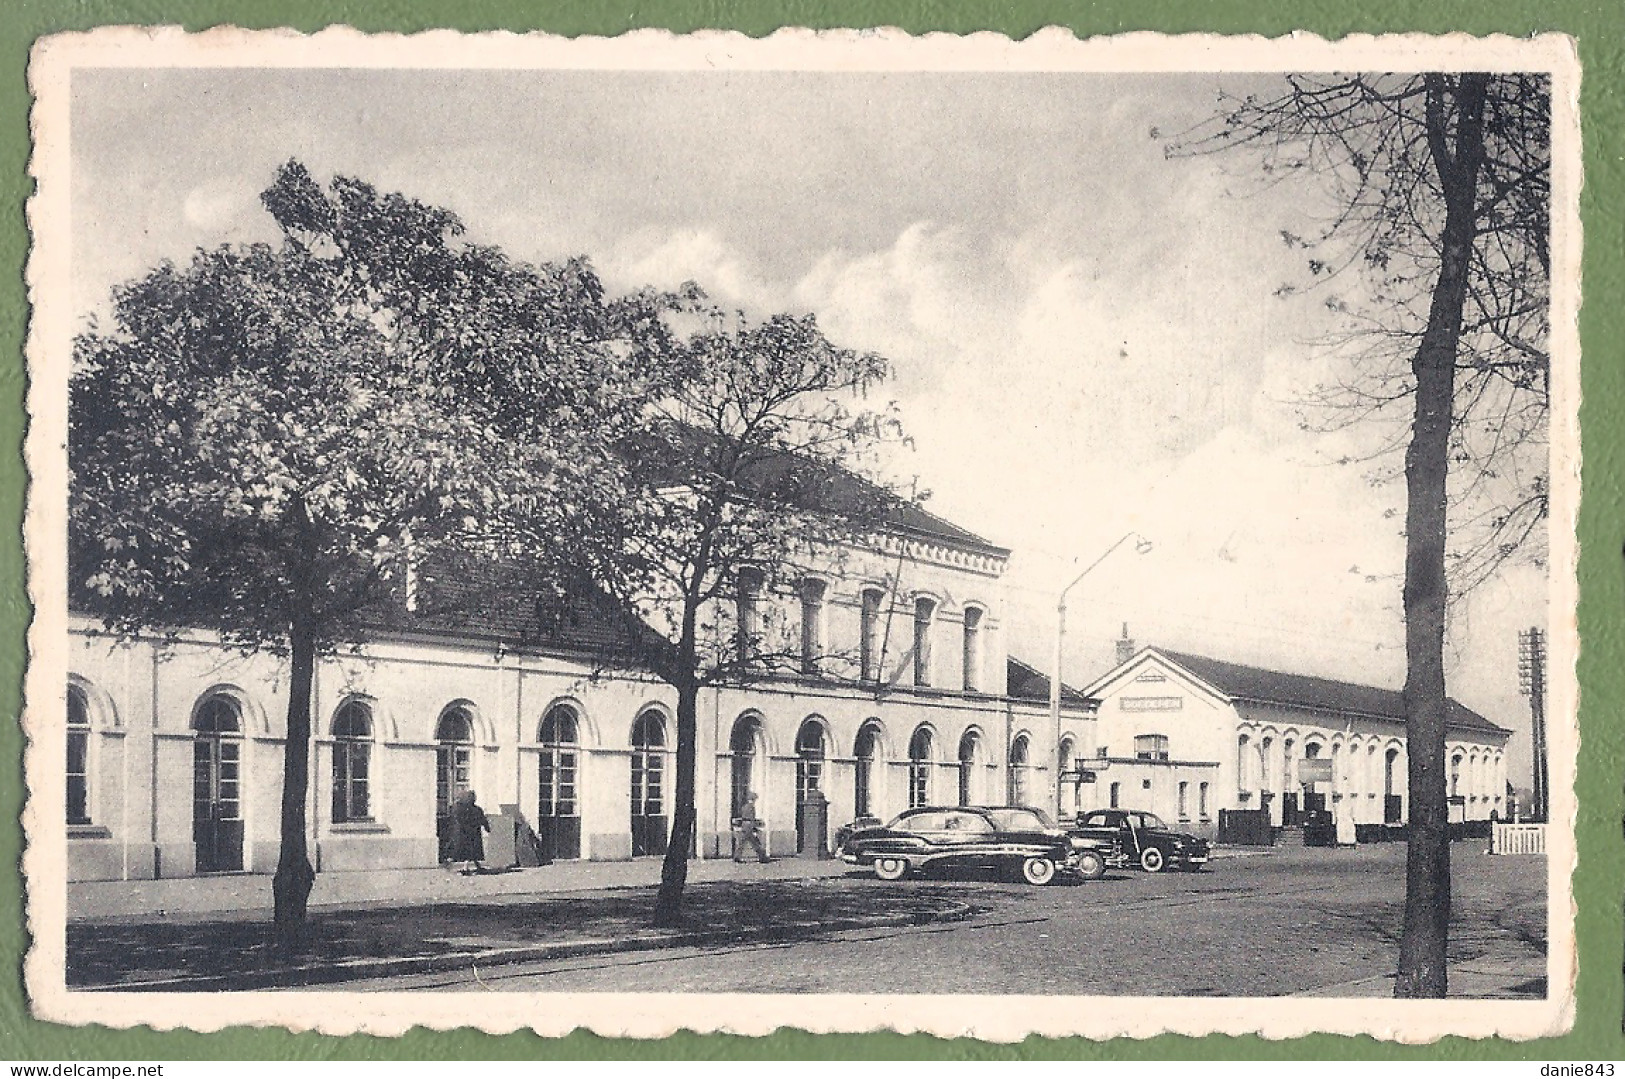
left=21, top=24, right=1582, bottom=1044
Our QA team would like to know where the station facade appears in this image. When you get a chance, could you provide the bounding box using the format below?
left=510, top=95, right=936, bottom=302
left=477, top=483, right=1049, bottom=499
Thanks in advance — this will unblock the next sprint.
left=63, top=508, right=1097, bottom=882
left=1077, top=644, right=1513, bottom=839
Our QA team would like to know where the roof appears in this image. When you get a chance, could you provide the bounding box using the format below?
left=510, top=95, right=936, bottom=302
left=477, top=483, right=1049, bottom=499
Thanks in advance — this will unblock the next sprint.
left=366, top=553, right=656, bottom=663
left=636, top=423, right=1009, bottom=559
left=1148, top=648, right=1510, bottom=737
left=1007, top=657, right=1096, bottom=710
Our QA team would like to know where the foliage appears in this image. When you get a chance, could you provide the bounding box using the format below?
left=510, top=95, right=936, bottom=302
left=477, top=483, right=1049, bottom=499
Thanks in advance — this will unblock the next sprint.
left=555, top=303, right=909, bottom=925
left=71, top=160, right=660, bottom=649
left=70, top=161, right=667, bottom=926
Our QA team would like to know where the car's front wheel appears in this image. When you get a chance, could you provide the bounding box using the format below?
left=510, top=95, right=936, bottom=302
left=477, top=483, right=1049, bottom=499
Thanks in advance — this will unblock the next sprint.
left=1140, top=847, right=1166, bottom=873
left=1075, top=850, right=1106, bottom=880
left=1020, top=856, right=1057, bottom=886
left=874, top=856, right=910, bottom=881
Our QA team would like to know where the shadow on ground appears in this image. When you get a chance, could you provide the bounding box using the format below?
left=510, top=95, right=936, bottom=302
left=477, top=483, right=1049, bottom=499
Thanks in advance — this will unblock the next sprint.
left=67, top=877, right=986, bottom=989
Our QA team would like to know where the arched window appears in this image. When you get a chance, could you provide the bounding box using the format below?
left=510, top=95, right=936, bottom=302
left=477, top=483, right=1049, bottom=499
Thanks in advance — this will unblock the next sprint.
left=730, top=716, right=765, bottom=820
left=907, top=726, right=933, bottom=808
left=1237, top=734, right=1252, bottom=792
left=195, top=695, right=241, bottom=734
left=1009, top=733, right=1031, bottom=806
left=913, top=597, right=936, bottom=687
left=331, top=700, right=373, bottom=824
left=631, top=709, right=668, bottom=857
left=962, top=607, right=983, bottom=692
left=799, top=579, right=826, bottom=676
left=795, top=720, right=827, bottom=852
left=860, top=589, right=884, bottom=683
left=1259, top=737, right=1274, bottom=794
left=67, top=684, right=91, bottom=826
left=537, top=703, right=581, bottom=859
left=854, top=721, right=881, bottom=818
left=958, top=730, right=981, bottom=806
left=736, top=568, right=764, bottom=666
left=1450, top=752, right=1463, bottom=799
left=435, top=706, right=475, bottom=862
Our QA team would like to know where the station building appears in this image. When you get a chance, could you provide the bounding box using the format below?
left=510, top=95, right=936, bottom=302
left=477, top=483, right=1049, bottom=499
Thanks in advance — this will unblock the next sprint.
left=63, top=502, right=1098, bottom=881
left=1076, top=641, right=1512, bottom=839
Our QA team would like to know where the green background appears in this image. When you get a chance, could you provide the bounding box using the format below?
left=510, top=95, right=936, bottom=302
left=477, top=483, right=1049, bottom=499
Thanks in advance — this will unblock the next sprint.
left=2, top=0, right=1621, bottom=1061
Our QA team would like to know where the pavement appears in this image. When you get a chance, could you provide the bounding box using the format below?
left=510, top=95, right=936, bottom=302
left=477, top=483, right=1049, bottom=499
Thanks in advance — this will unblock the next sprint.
left=69, top=842, right=1279, bottom=922
left=69, top=853, right=861, bottom=922
left=65, top=842, right=1545, bottom=998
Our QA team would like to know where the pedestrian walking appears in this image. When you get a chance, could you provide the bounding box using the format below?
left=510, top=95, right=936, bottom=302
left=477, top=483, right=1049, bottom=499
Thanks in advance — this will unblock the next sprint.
left=448, top=789, right=490, bottom=875
left=732, top=791, right=771, bottom=864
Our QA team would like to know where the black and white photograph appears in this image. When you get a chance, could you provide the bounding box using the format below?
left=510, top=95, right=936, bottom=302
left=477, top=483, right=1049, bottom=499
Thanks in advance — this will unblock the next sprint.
left=24, top=28, right=1578, bottom=1039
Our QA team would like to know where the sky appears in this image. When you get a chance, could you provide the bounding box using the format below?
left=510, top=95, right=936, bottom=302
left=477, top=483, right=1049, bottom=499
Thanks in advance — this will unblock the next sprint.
left=68, top=67, right=1550, bottom=783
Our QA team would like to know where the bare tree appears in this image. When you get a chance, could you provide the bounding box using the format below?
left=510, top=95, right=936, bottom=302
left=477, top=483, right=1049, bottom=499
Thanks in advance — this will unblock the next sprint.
left=1168, top=73, right=1550, bottom=997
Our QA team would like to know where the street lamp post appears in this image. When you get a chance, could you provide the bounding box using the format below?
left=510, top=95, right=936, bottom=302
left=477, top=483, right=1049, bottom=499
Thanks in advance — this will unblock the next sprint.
left=1050, top=531, right=1153, bottom=819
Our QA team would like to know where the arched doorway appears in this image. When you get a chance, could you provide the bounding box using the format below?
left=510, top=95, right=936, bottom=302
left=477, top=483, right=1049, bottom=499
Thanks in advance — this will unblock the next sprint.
left=907, top=726, right=933, bottom=808
left=631, top=709, right=669, bottom=857
left=538, top=703, right=581, bottom=860
left=1058, top=735, right=1077, bottom=815
left=1280, top=738, right=1299, bottom=825
left=958, top=730, right=982, bottom=806
left=1008, top=733, right=1031, bottom=806
left=730, top=715, right=765, bottom=820
left=1302, top=741, right=1325, bottom=815
left=1384, top=746, right=1402, bottom=823
left=435, top=705, right=475, bottom=863
left=854, top=721, right=882, bottom=819
left=192, top=695, right=244, bottom=873
left=795, top=720, right=827, bottom=853
left=67, top=683, right=92, bottom=826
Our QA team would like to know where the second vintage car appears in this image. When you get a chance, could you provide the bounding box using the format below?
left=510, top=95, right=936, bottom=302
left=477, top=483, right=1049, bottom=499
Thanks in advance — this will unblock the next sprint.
left=838, top=805, right=1112, bottom=885
left=1072, top=808, right=1213, bottom=872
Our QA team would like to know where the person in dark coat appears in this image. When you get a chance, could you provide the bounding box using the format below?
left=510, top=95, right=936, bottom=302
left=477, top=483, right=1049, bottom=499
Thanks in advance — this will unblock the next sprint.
left=448, top=789, right=490, bottom=875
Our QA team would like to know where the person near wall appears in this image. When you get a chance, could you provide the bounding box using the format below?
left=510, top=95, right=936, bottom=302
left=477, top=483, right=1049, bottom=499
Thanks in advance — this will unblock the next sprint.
left=732, top=791, right=771, bottom=864
left=448, top=789, right=491, bottom=875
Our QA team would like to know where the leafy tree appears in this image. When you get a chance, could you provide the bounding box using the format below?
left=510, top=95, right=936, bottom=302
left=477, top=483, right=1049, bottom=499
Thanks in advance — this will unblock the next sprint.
left=70, top=162, right=661, bottom=934
left=1169, top=74, right=1550, bottom=996
left=560, top=307, right=907, bottom=926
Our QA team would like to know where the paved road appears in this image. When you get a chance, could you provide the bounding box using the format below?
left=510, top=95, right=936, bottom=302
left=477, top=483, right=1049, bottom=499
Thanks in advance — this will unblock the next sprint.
left=333, top=842, right=1546, bottom=997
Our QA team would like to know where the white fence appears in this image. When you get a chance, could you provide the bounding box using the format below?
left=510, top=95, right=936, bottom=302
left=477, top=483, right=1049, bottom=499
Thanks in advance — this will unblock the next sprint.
left=1490, top=822, right=1546, bottom=855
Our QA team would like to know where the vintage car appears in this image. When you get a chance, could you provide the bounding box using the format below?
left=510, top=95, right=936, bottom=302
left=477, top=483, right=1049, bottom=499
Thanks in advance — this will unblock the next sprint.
left=1072, top=808, right=1213, bottom=872
left=838, top=805, right=1111, bottom=885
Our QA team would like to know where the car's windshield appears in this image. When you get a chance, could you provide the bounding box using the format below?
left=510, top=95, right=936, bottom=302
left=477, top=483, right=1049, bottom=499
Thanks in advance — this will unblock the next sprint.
left=983, top=807, right=1051, bottom=831
left=1137, top=812, right=1166, bottom=830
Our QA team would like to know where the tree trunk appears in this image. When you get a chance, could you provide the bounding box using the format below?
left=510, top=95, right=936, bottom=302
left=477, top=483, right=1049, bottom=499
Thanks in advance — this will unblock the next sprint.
left=653, top=677, right=699, bottom=927
left=273, top=621, right=318, bottom=943
left=1395, top=73, right=1488, bottom=999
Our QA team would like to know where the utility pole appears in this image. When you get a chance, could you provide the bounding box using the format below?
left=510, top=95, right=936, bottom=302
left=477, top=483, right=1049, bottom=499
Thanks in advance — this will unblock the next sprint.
left=1517, top=626, right=1547, bottom=823
left=1048, top=532, right=1152, bottom=819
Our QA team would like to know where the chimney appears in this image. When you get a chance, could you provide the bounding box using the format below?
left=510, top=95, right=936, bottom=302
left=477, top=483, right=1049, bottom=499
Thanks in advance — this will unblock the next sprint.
left=1115, top=623, right=1136, bottom=666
